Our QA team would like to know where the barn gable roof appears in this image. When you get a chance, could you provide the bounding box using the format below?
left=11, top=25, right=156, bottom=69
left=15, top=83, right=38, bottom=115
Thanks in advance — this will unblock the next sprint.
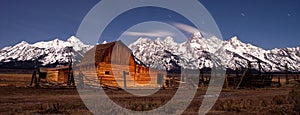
left=80, top=40, right=147, bottom=67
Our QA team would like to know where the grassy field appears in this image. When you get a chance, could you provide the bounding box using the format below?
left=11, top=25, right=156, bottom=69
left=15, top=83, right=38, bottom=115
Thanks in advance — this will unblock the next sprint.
left=0, top=73, right=299, bottom=114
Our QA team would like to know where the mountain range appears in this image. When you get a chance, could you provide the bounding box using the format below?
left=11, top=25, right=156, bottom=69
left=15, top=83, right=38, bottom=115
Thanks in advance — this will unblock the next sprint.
left=0, top=36, right=92, bottom=68
left=0, top=33, right=299, bottom=72
left=129, top=33, right=300, bottom=72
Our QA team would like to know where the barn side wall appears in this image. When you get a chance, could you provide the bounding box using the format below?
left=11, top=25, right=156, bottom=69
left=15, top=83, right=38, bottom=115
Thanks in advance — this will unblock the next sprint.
left=96, top=62, right=161, bottom=88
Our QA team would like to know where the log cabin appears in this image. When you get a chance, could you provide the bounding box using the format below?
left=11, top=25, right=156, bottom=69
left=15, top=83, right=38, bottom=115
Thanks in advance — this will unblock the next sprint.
left=79, top=40, right=165, bottom=88
left=39, top=66, right=72, bottom=84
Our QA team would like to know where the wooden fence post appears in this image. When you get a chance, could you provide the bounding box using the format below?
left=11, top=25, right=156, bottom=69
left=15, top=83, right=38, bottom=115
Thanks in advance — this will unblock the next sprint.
left=285, top=63, right=289, bottom=85
left=278, top=76, right=281, bottom=87
left=123, top=71, right=129, bottom=89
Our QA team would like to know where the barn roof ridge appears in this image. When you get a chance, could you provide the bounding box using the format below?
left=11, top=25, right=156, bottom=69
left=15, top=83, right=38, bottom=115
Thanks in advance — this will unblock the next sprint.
left=80, top=40, right=147, bottom=67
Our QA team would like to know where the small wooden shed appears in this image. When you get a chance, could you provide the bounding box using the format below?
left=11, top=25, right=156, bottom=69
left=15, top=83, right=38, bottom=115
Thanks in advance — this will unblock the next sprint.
left=39, top=66, right=72, bottom=83
left=80, top=40, right=165, bottom=88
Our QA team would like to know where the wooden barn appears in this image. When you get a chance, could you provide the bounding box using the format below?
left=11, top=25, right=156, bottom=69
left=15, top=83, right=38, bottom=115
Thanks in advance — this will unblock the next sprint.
left=79, top=40, right=165, bottom=88
left=39, top=66, right=72, bottom=84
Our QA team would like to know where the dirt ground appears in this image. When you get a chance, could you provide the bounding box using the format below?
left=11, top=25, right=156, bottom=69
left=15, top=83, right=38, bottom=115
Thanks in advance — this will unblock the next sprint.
left=0, top=73, right=299, bottom=115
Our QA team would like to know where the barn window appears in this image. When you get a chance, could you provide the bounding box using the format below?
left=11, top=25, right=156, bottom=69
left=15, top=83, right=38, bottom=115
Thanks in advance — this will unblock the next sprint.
left=136, top=67, right=140, bottom=73
left=39, top=72, right=47, bottom=79
left=105, top=71, right=110, bottom=75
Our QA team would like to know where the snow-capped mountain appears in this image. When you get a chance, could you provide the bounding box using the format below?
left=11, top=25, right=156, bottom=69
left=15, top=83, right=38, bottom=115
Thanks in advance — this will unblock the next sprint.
left=129, top=32, right=300, bottom=72
left=0, top=36, right=92, bottom=67
left=0, top=33, right=299, bottom=72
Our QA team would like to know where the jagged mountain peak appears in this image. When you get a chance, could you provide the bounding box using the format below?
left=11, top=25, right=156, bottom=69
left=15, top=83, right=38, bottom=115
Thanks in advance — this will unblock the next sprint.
left=0, top=36, right=92, bottom=66
left=32, top=38, right=71, bottom=49
left=192, top=32, right=203, bottom=38
left=164, top=36, right=174, bottom=42
left=137, top=37, right=151, bottom=42
left=129, top=33, right=300, bottom=72
left=67, top=36, right=80, bottom=42
left=155, top=37, right=162, bottom=42
left=19, top=41, right=29, bottom=45
left=101, top=41, right=108, bottom=44
left=229, top=36, right=239, bottom=42
left=227, top=36, right=245, bottom=47
left=15, top=41, right=30, bottom=47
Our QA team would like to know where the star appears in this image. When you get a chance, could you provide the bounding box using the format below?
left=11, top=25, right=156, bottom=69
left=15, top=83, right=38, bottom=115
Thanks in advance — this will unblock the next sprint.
left=241, top=13, right=245, bottom=17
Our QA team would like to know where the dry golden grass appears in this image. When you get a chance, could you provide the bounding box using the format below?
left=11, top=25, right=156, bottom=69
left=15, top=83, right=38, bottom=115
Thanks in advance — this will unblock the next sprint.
left=0, top=73, right=299, bottom=114
left=210, top=88, right=300, bottom=115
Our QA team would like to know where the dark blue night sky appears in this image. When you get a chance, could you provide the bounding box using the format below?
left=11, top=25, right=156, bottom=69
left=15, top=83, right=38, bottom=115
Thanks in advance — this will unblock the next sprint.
left=0, top=0, right=299, bottom=49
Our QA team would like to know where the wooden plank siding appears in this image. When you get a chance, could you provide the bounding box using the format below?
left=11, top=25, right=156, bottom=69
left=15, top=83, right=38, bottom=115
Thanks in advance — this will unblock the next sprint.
left=79, top=40, right=165, bottom=88
left=39, top=66, right=71, bottom=83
